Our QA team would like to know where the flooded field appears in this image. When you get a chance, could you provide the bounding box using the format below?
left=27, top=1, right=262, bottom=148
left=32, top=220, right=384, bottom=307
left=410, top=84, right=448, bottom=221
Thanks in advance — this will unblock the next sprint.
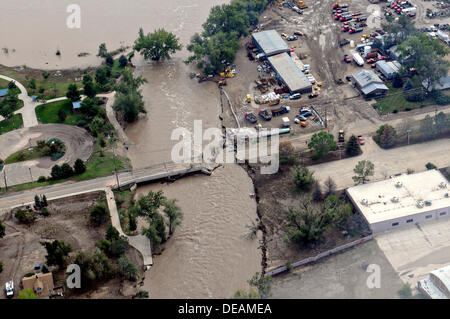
left=0, top=0, right=226, bottom=69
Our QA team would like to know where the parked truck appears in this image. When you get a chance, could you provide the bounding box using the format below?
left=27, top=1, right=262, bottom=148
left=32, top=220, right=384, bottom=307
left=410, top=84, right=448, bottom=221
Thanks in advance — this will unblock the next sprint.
left=271, top=105, right=290, bottom=117
left=352, top=52, right=364, bottom=66
left=5, top=280, right=14, bottom=298
left=244, top=112, right=257, bottom=124
left=258, top=109, right=272, bottom=121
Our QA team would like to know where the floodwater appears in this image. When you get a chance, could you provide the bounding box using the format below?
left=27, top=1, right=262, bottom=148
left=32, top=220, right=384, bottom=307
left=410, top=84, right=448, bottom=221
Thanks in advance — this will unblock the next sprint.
left=0, top=0, right=262, bottom=298
left=0, top=0, right=223, bottom=69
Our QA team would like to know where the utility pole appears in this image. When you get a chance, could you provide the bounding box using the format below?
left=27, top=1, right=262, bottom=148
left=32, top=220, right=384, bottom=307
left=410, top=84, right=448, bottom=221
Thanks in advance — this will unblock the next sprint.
left=112, top=145, right=120, bottom=190
left=407, top=129, right=411, bottom=145
left=29, top=167, right=33, bottom=183
left=3, top=171, right=7, bottom=192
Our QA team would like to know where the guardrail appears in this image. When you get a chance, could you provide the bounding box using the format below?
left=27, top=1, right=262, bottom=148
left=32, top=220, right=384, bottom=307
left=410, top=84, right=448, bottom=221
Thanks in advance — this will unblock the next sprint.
left=266, top=235, right=374, bottom=277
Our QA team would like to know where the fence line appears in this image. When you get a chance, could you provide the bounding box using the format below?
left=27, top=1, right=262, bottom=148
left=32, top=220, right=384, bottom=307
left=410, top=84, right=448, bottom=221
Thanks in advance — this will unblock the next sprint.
left=266, top=235, right=374, bottom=277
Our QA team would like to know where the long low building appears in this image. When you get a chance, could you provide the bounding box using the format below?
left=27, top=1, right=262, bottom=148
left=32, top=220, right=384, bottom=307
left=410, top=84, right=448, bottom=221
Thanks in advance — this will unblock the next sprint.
left=251, top=30, right=290, bottom=57
left=352, top=69, right=389, bottom=97
left=346, top=170, right=450, bottom=233
left=268, top=53, right=312, bottom=94
left=375, top=60, right=400, bottom=80
left=418, top=265, right=450, bottom=299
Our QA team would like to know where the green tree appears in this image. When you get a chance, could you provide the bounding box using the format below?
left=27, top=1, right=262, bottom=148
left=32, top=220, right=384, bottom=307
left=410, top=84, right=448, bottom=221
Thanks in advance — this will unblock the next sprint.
left=323, top=194, right=352, bottom=227
left=308, top=131, right=337, bottom=159
left=97, top=43, right=108, bottom=58
left=74, top=249, right=113, bottom=287
left=66, top=83, right=80, bottom=102
left=312, top=181, right=322, bottom=201
left=279, top=141, right=297, bottom=165
left=128, top=211, right=137, bottom=232
left=41, top=240, right=72, bottom=268
left=18, top=288, right=39, bottom=299
left=379, top=125, right=397, bottom=149
left=15, top=209, right=36, bottom=224
left=113, top=91, right=145, bottom=123
left=392, top=73, right=404, bottom=88
left=119, top=55, right=128, bottom=67
left=58, top=108, right=67, bottom=122
left=106, top=225, right=120, bottom=241
left=248, top=272, right=272, bottom=299
left=352, top=160, right=375, bottom=185
left=117, top=255, right=138, bottom=281
left=398, top=33, right=449, bottom=91
left=83, top=78, right=96, bottom=98
left=74, top=158, right=86, bottom=175
left=8, top=80, right=16, bottom=89
left=134, top=28, right=182, bottom=62
left=0, top=221, right=5, bottom=238
left=324, top=176, right=337, bottom=196
left=420, top=115, right=435, bottom=140
left=61, top=163, right=74, bottom=178
left=434, top=112, right=449, bottom=135
left=286, top=197, right=332, bottom=244
left=51, top=165, right=62, bottom=180
left=163, top=198, right=183, bottom=235
left=345, top=135, right=361, bottom=157
left=233, top=288, right=260, bottom=299
left=90, top=203, right=108, bottom=226
left=95, top=67, right=109, bottom=85
left=292, top=165, right=315, bottom=191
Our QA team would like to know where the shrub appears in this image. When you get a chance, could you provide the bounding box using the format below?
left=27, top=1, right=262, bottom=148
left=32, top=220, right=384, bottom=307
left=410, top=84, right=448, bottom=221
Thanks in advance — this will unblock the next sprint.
left=117, top=255, right=138, bottom=281
left=37, top=176, right=47, bottom=183
left=15, top=209, right=36, bottom=224
left=40, top=207, right=50, bottom=217
left=135, top=290, right=149, bottom=298
left=58, top=109, right=67, bottom=122
left=404, top=90, right=426, bottom=102
left=90, top=203, right=108, bottom=226
left=73, top=159, right=86, bottom=175
left=426, top=162, right=437, bottom=170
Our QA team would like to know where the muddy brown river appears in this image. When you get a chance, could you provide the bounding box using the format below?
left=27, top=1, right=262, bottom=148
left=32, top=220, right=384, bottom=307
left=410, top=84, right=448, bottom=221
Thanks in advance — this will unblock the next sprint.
left=0, top=0, right=262, bottom=298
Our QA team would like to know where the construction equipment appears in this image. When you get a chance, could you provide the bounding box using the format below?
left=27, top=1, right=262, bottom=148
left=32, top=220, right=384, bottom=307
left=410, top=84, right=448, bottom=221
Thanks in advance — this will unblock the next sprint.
left=246, top=94, right=252, bottom=103
left=338, top=129, right=345, bottom=143
left=298, top=1, right=308, bottom=9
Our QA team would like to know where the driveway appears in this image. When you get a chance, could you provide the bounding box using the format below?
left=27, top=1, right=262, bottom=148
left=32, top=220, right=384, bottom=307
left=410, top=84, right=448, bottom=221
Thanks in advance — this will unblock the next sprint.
left=310, top=137, right=450, bottom=190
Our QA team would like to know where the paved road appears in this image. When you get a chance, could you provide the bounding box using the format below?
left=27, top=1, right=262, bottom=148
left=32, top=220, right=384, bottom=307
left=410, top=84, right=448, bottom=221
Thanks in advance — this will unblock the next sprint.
left=310, top=137, right=450, bottom=190
left=0, top=74, right=38, bottom=127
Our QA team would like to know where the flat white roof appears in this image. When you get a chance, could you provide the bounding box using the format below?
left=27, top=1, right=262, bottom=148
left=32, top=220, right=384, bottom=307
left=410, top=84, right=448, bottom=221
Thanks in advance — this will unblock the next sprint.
left=347, top=170, right=450, bottom=224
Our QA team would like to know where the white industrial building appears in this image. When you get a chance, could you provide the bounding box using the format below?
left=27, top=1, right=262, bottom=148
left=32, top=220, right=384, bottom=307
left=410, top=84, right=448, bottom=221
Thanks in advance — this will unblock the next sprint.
left=418, top=265, right=450, bottom=299
left=346, top=170, right=450, bottom=233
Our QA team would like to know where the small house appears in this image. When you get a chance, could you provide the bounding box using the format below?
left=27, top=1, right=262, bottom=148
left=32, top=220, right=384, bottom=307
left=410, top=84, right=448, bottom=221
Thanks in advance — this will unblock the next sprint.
left=22, top=272, right=55, bottom=298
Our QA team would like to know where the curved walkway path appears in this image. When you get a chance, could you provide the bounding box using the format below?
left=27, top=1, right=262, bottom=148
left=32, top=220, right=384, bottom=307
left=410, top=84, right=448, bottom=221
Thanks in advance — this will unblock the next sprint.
left=0, top=74, right=38, bottom=127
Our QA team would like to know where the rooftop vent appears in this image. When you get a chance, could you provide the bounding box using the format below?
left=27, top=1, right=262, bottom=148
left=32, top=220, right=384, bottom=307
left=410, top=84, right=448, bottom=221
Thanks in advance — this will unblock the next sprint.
left=416, top=200, right=424, bottom=208
left=445, top=193, right=449, bottom=198
left=424, top=200, right=432, bottom=206
left=391, top=197, right=399, bottom=203
left=361, top=199, right=369, bottom=206
left=395, top=181, right=403, bottom=188
left=439, top=182, right=447, bottom=189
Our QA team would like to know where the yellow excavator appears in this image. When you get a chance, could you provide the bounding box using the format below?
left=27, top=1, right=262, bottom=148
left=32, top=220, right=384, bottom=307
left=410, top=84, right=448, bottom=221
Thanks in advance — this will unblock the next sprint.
left=298, top=1, right=308, bottom=9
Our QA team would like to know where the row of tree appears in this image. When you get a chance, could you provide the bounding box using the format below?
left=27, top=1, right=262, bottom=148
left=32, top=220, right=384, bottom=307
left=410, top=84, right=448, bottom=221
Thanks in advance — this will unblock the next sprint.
left=185, top=0, right=269, bottom=74
left=48, top=158, right=86, bottom=181
left=374, top=112, right=449, bottom=149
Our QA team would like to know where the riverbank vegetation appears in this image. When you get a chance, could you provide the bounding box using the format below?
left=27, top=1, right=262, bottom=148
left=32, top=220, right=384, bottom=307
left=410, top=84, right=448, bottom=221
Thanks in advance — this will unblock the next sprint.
left=185, top=0, right=270, bottom=74
left=134, top=28, right=182, bottom=62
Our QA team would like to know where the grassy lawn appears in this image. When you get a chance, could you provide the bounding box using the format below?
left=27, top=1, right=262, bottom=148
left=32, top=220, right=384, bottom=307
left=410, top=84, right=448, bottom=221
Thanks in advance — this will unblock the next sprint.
left=0, top=114, right=23, bottom=135
left=35, top=99, right=85, bottom=125
left=373, top=79, right=435, bottom=114
left=4, top=147, right=47, bottom=164
left=0, top=78, right=10, bottom=89
left=0, top=87, right=24, bottom=112
left=0, top=151, right=131, bottom=194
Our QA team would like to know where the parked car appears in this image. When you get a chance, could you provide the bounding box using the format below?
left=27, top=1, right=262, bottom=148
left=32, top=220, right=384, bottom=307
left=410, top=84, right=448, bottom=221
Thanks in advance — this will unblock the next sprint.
left=5, top=280, right=14, bottom=298
left=339, top=39, right=350, bottom=47
left=296, top=114, right=307, bottom=121
left=300, top=108, right=313, bottom=117
left=358, top=135, right=365, bottom=145
left=289, top=93, right=301, bottom=100
left=344, top=54, right=351, bottom=63
left=287, top=35, right=298, bottom=41
left=244, top=112, right=257, bottom=124
left=258, top=109, right=272, bottom=121
left=300, top=121, right=307, bottom=127
left=308, top=92, right=318, bottom=99
left=281, top=33, right=288, bottom=38
left=271, top=105, right=290, bottom=117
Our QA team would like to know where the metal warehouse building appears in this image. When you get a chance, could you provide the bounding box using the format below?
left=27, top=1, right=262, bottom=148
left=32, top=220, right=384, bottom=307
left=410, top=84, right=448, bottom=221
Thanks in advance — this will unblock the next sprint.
left=418, top=265, right=450, bottom=299
left=346, top=170, right=450, bottom=233
left=251, top=30, right=290, bottom=57
left=268, top=53, right=312, bottom=94
left=375, top=60, right=400, bottom=80
left=352, top=69, right=388, bottom=97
